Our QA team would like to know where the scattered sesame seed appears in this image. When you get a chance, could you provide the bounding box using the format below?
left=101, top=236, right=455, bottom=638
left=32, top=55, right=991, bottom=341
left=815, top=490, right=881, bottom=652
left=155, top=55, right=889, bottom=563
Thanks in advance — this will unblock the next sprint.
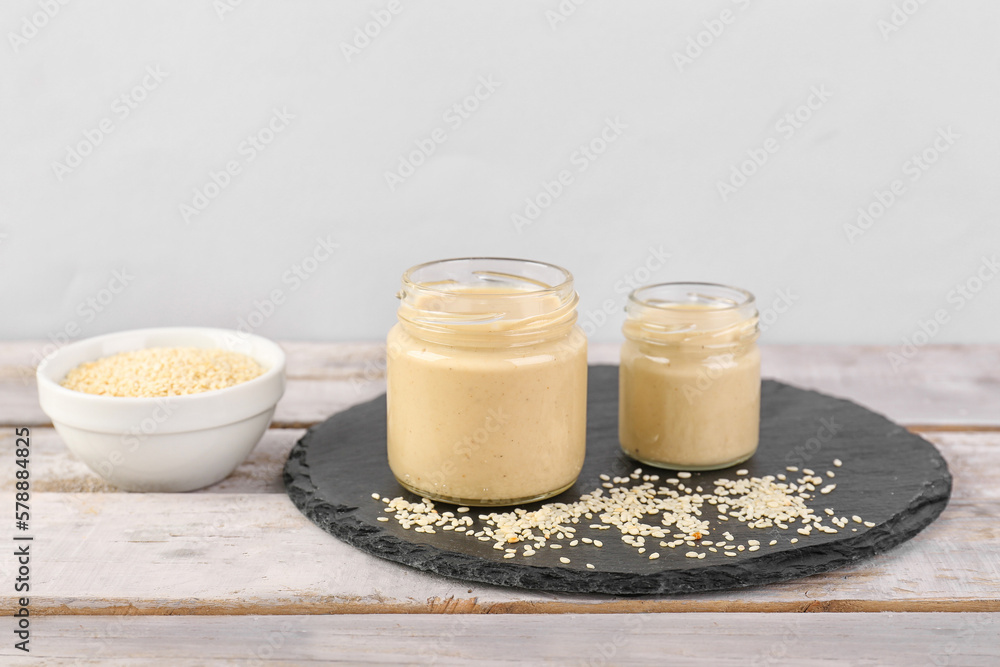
left=725, top=551, right=737, bottom=557
left=371, top=493, right=380, bottom=500
left=677, top=472, right=692, bottom=478
left=769, top=540, right=777, bottom=546
left=503, top=553, right=515, bottom=559
left=377, top=517, right=389, bottom=522
left=685, top=551, right=699, bottom=558
left=649, top=553, right=660, bottom=560
left=736, top=469, right=749, bottom=475
left=586, top=563, right=595, bottom=569
left=790, top=538, right=799, bottom=544
left=864, top=521, right=875, bottom=528
left=833, top=459, right=843, bottom=467
left=852, top=515, right=863, bottom=524
left=786, top=466, right=799, bottom=472
left=826, top=471, right=835, bottom=478
left=560, top=557, right=570, bottom=564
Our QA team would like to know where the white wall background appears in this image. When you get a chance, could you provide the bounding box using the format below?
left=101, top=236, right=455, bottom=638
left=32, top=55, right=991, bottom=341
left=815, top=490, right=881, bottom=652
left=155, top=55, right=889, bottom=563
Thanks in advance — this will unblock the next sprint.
left=2, top=0, right=998, bottom=347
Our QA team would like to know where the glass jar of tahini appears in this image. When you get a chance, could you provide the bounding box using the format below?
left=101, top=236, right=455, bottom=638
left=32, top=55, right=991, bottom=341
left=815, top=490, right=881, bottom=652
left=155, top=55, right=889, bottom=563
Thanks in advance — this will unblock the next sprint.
left=619, top=282, right=760, bottom=471
left=386, top=258, right=588, bottom=506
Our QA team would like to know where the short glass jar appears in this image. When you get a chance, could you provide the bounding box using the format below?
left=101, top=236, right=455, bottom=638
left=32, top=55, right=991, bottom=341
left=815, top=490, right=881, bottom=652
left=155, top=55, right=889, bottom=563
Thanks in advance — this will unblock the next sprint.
left=619, top=282, right=760, bottom=471
left=386, top=258, right=588, bottom=506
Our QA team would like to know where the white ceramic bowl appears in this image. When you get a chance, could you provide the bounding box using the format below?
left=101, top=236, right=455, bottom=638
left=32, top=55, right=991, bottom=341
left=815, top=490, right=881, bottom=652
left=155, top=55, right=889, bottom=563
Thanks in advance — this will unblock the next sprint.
left=36, top=327, right=286, bottom=492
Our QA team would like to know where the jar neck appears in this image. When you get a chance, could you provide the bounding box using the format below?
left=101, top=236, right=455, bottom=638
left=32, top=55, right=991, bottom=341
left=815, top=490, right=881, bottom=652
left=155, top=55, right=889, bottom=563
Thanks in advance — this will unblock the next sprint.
left=623, top=283, right=759, bottom=350
left=396, top=258, right=580, bottom=347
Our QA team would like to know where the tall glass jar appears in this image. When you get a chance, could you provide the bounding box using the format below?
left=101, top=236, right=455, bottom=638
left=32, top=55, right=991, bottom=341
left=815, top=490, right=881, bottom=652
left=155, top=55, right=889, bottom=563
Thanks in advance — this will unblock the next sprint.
left=619, top=282, right=760, bottom=470
left=387, top=258, right=588, bottom=506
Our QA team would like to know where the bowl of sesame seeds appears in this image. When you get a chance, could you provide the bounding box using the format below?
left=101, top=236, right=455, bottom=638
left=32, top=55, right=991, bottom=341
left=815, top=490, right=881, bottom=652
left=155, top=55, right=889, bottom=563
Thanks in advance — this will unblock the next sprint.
left=36, top=327, right=286, bottom=492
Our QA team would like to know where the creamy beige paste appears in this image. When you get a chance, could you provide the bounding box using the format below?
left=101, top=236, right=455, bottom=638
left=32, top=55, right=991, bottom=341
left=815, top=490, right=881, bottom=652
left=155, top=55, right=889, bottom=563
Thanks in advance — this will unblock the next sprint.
left=619, top=303, right=760, bottom=470
left=387, top=287, right=587, bottom=505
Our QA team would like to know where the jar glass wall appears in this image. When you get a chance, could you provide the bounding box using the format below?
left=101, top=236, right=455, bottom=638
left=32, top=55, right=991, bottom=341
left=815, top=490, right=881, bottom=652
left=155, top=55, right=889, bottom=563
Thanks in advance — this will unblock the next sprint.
left=387, top=258, right=588, bottom=506
left=619, top=282, right=760, bottom=471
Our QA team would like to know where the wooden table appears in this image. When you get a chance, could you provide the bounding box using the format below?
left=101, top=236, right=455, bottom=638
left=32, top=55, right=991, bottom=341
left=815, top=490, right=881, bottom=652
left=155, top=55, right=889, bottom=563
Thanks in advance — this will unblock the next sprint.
left=1, top=342, right=998, bottom=665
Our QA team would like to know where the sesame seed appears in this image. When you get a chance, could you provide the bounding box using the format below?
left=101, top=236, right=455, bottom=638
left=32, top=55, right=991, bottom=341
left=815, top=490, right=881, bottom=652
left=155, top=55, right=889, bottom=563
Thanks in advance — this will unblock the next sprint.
left=677, top=472, right=692, bottom=479
left=826, top=471, right=835, bottom=478
left=790, top=538, right=799, bottom=544
left=586, top=563, right=595, bottom=569
left=371, top=493, right=380, bottom=500
left=60, top=347, right=263, bottom=397
left=864, top=521, right=875, bottom=528
left=786, top=466, right=798, bottom=472
left=649, top=553, right=660, bottom=560
left=736, top=469, right=748, bottom=475
left=769, top=540, right=777, bottom=546
left=594, top=540, right=603, bottom=548
left=724, top=551, right=737, bottom=557
left=685, top=551, right=699, bottom=558
left=377, top=517, right=389, bottom=522
left=833, top=459, right=843, bottom=467
left=503, top=553, right=515, bottom=559
left=560, top=557, right=571, bottom=564
left=852, top=515, right=863, bottom=523
left=820, top=484, right=836, bottom=495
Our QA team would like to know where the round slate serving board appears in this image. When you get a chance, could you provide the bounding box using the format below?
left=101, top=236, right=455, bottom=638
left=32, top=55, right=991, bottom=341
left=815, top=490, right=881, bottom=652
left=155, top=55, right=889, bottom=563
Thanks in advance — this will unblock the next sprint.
left=283, top=366, right=951, bottom=596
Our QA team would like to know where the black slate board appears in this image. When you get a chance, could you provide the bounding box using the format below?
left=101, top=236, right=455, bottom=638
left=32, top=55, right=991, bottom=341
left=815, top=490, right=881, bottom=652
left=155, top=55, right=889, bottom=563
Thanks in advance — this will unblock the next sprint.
left=283, top=365, right=951, bottom=596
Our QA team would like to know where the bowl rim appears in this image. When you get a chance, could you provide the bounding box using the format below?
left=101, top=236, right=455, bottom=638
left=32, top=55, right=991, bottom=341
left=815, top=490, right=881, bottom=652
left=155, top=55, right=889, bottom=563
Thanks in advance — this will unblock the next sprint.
left=36, top=326, right=286, bottom=406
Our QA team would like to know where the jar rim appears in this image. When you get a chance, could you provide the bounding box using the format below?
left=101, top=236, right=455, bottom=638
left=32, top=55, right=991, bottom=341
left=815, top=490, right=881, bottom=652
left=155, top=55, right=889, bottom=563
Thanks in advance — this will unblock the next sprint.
left=627, top=282, right=756, bottom=311
left=401, top=257, right=574, bottom=298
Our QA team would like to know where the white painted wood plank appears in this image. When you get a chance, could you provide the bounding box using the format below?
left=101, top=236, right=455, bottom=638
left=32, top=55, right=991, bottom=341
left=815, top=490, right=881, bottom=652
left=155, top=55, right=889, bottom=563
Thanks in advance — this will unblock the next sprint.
left=0, top=494, right=994, bottom=615
left=2, top=613, right=998, bottom=665
left=0, top=428, right=304, bottom=494
left=3, top=342, right=998, bottom=426
left=1, top=428, right=993, bottom=500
